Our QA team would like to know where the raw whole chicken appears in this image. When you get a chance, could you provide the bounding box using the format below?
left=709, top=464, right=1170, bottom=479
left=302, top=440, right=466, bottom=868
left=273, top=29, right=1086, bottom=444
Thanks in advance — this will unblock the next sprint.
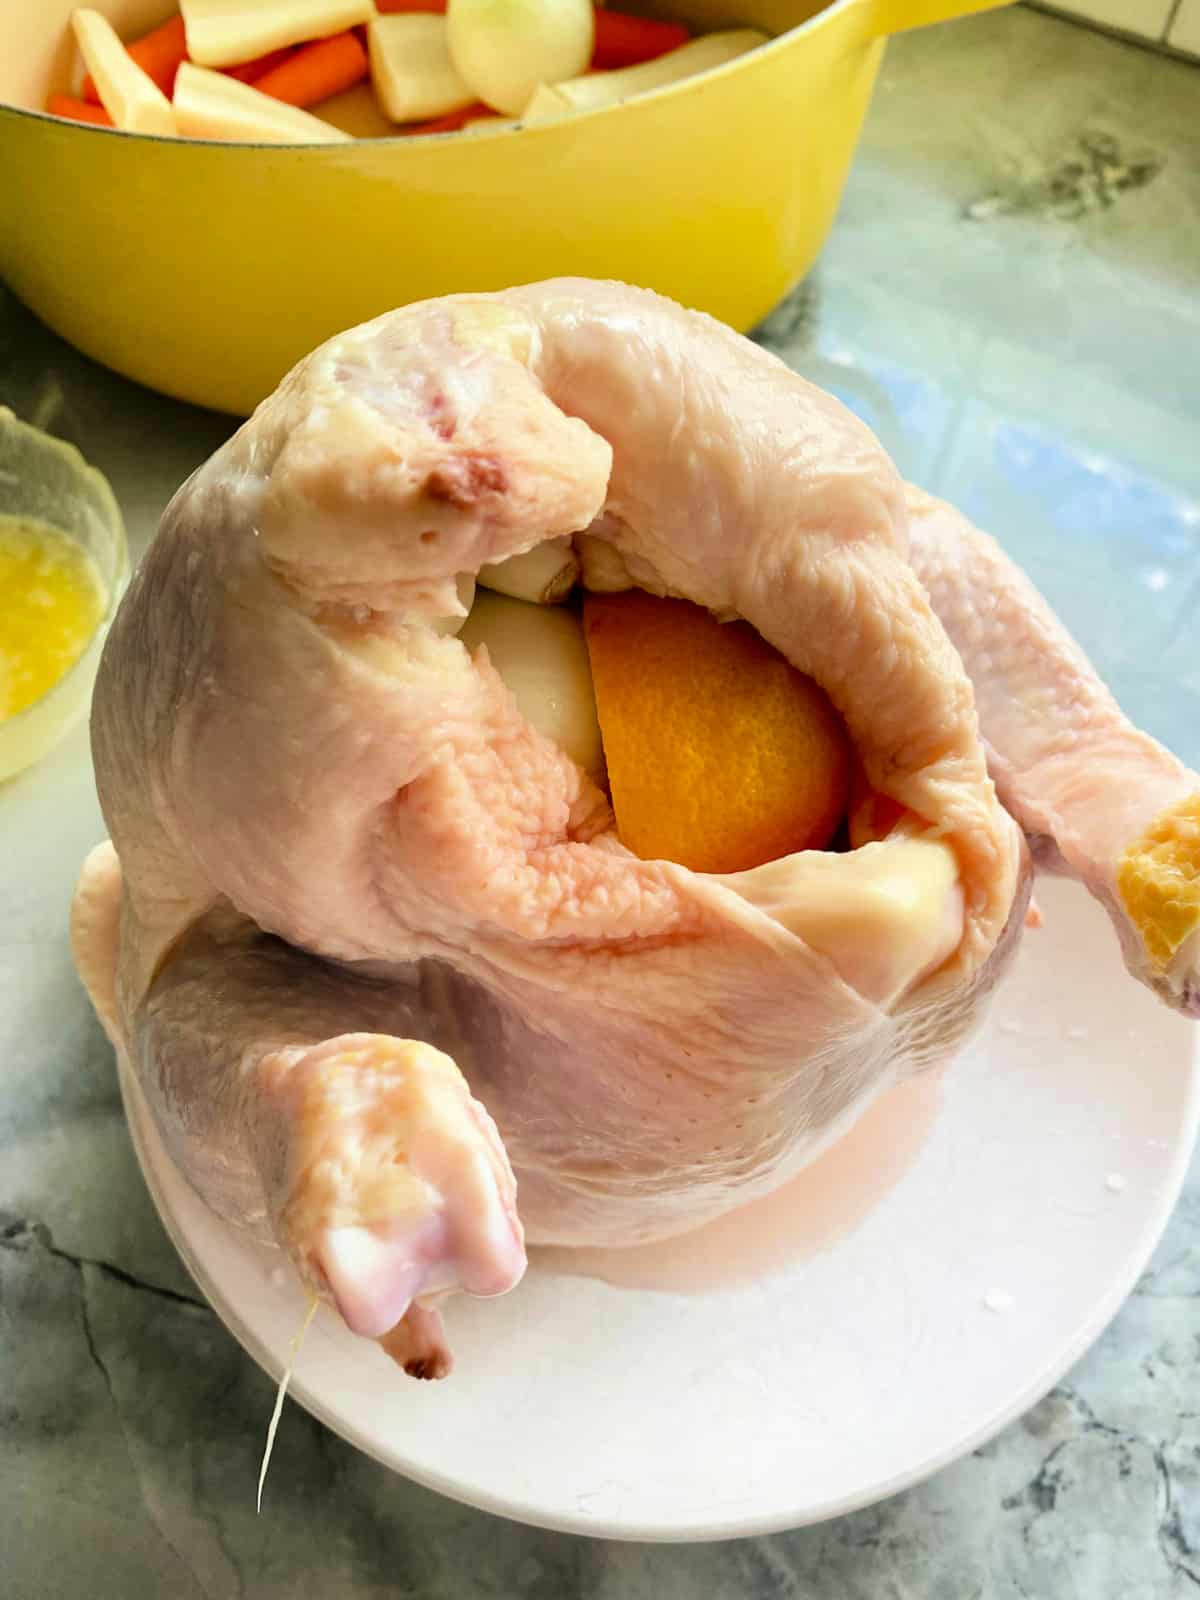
left=71, top=280, right=1200, bottom=1380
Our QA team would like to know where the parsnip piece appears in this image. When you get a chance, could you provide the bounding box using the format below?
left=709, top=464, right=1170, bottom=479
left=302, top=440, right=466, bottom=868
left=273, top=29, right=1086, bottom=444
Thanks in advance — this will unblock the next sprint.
left=314, top=84, right=399, bottom=141
left=447, top=0, right=593, bottom=116
left=174, top=64, right=352, bottom=144
left=478, top=537, right=579, bottom=604
left=180, top=0, right=373, bottom=69
left=522, top=29, right=768, bottom=123
left=368, top=15, right=474, bottom=124
left=459, top=591, right=604, bottom=780
left=71, top=10, right=177, bottom=135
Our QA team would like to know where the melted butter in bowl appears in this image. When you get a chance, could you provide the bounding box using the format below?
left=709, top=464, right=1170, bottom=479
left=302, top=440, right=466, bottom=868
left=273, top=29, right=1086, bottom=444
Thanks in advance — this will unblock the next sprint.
left=0, top=517, right=107, bottom=719
left=0, top=410, right=127, bottom=782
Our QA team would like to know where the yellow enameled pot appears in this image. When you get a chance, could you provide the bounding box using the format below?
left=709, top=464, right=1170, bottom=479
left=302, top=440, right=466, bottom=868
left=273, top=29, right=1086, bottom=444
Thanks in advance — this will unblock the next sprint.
left=0, top=0, right=1010, bottom=415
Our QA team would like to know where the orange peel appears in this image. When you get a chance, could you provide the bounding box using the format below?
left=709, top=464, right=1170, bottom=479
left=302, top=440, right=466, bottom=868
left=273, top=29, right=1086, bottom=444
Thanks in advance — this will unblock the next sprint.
left=583, top=590, right=851, bottom=874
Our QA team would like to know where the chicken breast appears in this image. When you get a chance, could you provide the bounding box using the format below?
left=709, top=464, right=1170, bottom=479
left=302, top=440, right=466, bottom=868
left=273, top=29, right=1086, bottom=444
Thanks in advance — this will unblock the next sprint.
left=71, top=280, right=1200, bottom=1377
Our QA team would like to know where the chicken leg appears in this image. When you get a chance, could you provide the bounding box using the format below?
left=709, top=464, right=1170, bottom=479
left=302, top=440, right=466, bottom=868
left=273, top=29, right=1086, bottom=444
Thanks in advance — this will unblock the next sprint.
left=71, top=843, right=524, bottom=1375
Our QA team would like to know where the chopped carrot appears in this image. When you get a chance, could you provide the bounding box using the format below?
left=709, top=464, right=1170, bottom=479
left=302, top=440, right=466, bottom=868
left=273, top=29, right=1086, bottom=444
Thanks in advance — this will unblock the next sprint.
left=221, top=46, right=296, bottom=85
left=591, top=10, right=690, bottom=69
left=250, top=31, right=368, bottom=108
left=407, top=101, right=496, bottom=134
left=46, top=93, right=113, bottom=126
left=374, top=0, right=447, bottom=10
left=82, top=13, right=187, bottom=101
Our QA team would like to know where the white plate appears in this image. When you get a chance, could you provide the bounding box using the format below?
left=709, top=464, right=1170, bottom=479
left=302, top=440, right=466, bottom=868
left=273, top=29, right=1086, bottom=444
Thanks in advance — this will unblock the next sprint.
left=119, top=877, right=1199, bottom=1542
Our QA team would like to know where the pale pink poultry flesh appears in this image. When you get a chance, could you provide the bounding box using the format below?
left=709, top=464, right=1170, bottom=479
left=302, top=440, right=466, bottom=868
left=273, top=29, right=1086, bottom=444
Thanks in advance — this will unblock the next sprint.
left=70, top=281, right=1200, bottom=1378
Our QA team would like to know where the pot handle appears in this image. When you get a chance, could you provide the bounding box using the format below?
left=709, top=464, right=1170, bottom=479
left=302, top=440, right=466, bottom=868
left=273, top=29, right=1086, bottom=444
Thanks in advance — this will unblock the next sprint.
left=862, top=0, right=1015, bottom=36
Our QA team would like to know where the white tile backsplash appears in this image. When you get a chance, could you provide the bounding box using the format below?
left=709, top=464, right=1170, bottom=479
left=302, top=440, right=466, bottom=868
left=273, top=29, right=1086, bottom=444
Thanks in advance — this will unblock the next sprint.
left=1168, top=0, right=1200, bottom=53
left=1038, top=0, right=1175, bottom=40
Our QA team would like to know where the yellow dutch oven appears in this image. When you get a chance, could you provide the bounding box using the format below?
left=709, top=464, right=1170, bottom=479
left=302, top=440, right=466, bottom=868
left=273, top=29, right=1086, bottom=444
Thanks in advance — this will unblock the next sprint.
left=0, top=0, right=1009, bottom=416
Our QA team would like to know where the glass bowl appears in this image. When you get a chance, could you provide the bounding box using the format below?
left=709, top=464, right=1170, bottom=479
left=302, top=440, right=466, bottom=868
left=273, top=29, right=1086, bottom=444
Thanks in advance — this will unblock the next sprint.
left=0, top=406, right=129, bottom=782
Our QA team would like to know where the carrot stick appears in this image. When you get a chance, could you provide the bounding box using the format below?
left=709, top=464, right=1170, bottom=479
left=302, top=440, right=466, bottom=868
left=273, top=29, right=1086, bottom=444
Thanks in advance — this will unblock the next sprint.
left=221, top=46, right=296, bottom=85
left=374, top=0, right=447, bottom=10
left=591, top=10, right=690, bottom=69
left=82, top=13, right=188, bottom=101
left=250, top=31, right=368, bottom=107
left=46, top=93, right=114, bottom=126
left=407, top=101, right=496, bottom=133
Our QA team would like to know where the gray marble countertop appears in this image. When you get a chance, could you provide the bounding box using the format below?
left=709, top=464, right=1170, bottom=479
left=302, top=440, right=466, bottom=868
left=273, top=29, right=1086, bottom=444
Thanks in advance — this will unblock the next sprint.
left=2, top=8, right=1198, bottom=1596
